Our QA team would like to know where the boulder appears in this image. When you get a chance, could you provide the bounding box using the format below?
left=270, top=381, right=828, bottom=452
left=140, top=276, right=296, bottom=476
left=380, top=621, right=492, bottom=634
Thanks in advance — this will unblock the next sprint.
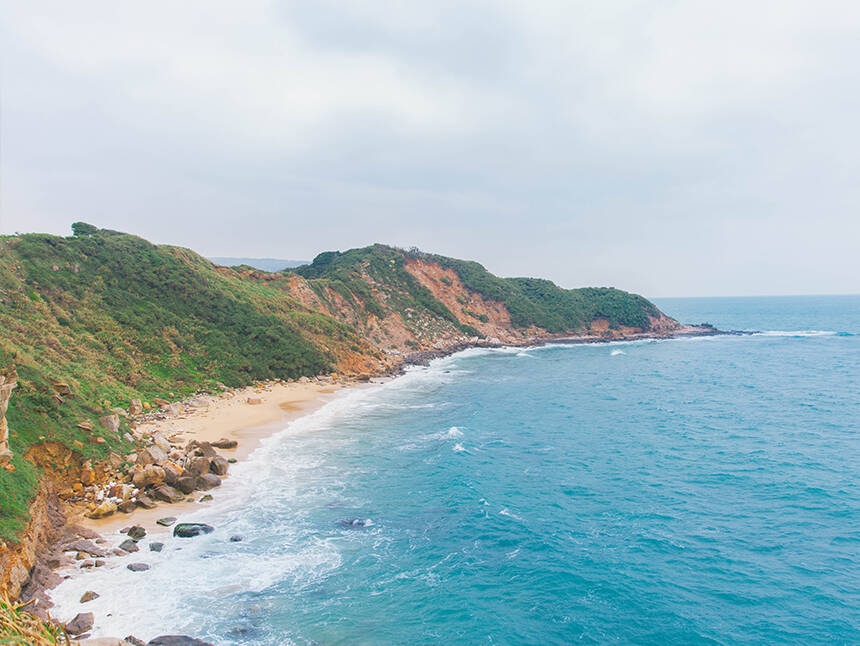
left=80, top=590, right=100, bottom=603
left=118, top=500, right=137, bottom=513
left=99, top=414, right=120, bottom=433
left=64, top=539, right=107, bottom=558
left=129, top=399, right=143, bottom=415
left=156, top=516, right=177, bottom=527
left=111, top=407, right=129, bottom=418
left=186, top=456, right=211, bottom=476
left=173, top=523, right=214, bottom=538
left=128, top=525, right=146, bottom=540
left=87, top=500, right=117, bottom=519
left=152, top=398, right=169, bottom=406
left=80, top=467, right=96, bottom=486
left=195, top=473, right=221, bottom=490
left=127, top=562, right=150, bottom=572
left=77, top=420, right=94, bottom=431
left=209, top=456, right=229, bottom=476
left=136, top=493, right=157, bottom=509
left=137, top=446, right=169, bottom=467
left=147, top=637, right=214, bottom=646
left=152, top=484, right=184, bottom=503
left=149, top=542, right=164, bottom=552
left=132, top=465, right=165, bottom=488
left=152, top=433, right=171, bottom=454
left=211, top=438, right=237, bottom=450
left=66, top=611, right=95, bottom=636
left=187, top=441, right=217, bottom=459
left=175, top=476, right=197, bottom=495
left=118, top=539, right=139, bottom=553
left=161, top=462, right=183, bottom=485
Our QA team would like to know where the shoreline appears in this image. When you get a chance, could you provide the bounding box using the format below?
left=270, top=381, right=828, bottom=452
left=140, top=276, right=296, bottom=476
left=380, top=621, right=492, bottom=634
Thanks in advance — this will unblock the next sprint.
left=42, top=325, right=726, bottom=640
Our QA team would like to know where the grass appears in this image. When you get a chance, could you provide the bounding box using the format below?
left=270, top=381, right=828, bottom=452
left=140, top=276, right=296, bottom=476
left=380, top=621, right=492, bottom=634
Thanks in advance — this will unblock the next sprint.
left=0, top=593, right=69, bottom=645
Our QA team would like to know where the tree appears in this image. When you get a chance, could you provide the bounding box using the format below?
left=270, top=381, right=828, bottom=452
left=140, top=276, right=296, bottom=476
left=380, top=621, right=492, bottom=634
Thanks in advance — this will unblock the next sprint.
left=71, top=222, right=99, bottom=237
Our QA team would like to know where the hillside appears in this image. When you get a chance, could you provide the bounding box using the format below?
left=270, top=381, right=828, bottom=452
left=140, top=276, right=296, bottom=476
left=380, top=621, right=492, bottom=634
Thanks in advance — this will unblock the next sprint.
left=0, top=224, right=679, bottom=547
left=208, top=257, right=307, bottom=272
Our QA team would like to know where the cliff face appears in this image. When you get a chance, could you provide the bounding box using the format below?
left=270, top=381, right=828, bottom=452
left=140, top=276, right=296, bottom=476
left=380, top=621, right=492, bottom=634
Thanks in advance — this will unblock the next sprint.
left=0, top=369, right=16, bottom=466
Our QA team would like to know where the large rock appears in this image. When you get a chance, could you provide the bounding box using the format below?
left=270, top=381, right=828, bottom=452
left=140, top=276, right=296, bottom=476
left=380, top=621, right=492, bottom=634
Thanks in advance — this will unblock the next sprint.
left=186, top=456, right=211, bottom=476
left=211, top=438, right=237, bottom=449
left=135, top=493, right=157, bottom=509
left=191, top=441, right=217, bottom=459
left=173, top=523, right=214, bottom=538
left=127, top=525, right=146, bottom=540
left=129, top=398, right=144, bottom=415
left=127, top=562, right=150, bottom=572
left=99, top=413, right=120, bottom=433
left=209, top=456, right=229, bottom=476
left=132, top=465, right=165, bottom=488
left=87, top=500, right=117, bottom=519
left=147, top=637, right=214, bottom=646
left=66, top=611, right=95, bottom=635
left=137, top=445, right=169, bottom=467
left=118, top=539, right=139, bottom=553
left=64, top=539, right=107, bottom=558
left=174, top=476, right=197, bottom=495
left=152, top=433, right=171, bottom=454
left=195, top=473, right=221, bottom=490
left=161, top=462, right=183, bottom=485
left=152, top=484, right=185, bottom=503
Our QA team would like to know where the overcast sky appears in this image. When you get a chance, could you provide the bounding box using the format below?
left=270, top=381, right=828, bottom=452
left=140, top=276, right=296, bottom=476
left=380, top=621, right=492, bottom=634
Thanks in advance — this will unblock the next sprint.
left=1, top=1, right=858, bottom=297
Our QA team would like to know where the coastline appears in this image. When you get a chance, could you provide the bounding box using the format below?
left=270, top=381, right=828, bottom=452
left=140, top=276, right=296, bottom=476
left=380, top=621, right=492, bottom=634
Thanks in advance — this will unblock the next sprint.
left=42, top=325, right=726, bottom=641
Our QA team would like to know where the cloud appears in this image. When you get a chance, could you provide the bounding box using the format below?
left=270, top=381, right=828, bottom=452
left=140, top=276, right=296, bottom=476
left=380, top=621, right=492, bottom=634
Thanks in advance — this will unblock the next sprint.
left=1, top=0, right=858, bottom=295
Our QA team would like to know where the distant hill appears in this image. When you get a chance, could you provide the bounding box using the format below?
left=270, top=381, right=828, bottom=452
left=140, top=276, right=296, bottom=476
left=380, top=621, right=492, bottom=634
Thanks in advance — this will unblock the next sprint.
left=208, top=257, right=307, bottom=272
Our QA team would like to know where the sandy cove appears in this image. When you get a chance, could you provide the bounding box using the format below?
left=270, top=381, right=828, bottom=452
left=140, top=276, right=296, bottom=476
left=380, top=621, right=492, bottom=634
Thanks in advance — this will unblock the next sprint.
left=74, top=380, right=362, bottom=536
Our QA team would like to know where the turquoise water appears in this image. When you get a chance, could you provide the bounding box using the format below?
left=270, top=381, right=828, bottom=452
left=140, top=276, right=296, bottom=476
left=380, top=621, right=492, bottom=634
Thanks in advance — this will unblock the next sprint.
left=53, top=296, right=860, bottom=644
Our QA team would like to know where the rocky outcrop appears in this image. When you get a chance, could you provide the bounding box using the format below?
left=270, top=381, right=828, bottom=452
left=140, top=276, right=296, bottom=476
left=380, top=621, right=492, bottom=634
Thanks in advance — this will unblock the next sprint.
left=0, top=368, right=17, bottom=466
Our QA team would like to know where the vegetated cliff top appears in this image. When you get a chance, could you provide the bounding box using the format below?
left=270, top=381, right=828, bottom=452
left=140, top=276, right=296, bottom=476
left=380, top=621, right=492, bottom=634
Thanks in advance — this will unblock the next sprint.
left=0, top=223, right=674, bottom=541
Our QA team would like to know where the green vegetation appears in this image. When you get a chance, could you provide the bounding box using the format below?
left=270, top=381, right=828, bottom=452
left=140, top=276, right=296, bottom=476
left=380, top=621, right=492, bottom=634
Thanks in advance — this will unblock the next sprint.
left=409, top=251, right=659, bottom=331
left=0, top=230, right=664, bottom=544
left=0, top=225, right=362, bottom=541
left=0, top=593, right=68, bottom=644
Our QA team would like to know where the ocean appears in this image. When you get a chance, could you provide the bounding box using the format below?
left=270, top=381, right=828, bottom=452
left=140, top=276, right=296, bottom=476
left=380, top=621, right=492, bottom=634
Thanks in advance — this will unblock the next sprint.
left=51, top=295, right=860, bottom=645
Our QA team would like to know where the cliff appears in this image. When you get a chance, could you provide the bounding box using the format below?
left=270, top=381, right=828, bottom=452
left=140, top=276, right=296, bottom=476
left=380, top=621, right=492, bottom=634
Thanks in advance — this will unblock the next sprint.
left=0, top=223, right=681, bottom=554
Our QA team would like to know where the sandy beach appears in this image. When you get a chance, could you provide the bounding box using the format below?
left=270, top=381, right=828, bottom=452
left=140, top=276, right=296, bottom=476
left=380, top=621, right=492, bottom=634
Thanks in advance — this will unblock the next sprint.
left=74, top=380, right=360, bottom=536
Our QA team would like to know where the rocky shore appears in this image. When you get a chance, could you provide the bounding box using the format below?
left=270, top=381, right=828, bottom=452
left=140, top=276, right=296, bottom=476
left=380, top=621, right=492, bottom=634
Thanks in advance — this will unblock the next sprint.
left=19, top=324, right=730, bottom=642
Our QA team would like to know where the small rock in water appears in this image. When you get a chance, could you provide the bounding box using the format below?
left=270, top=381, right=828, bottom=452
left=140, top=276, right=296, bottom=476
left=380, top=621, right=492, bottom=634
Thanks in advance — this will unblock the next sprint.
left=199, top=494, right=214, bottom=502
left=156, top=517, right=177, bottom=527
left=127, top=562, right=150, bottom=572
left=227, top=457, right=237, bottom=464
left=337, top=517, right=371, bottom=529
left=65, top=611, right=94, bottom=635
left=128, top=525, right=146, bottom=540
left=147, top=636, right=214, bottom=645
left=125, top=636, right=147, bottom=646
left=119, top=539, right=139, bottom=553
left=173, top=523, right=215, bottom=538
left=80, top=590, right=99, bottom=603
left=150, top=542, right=164, bottom=552
left=229, top=534, right=243, bottom=542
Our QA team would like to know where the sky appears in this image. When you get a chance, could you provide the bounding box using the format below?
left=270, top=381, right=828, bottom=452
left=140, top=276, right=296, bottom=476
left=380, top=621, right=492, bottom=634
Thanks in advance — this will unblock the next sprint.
left=1, top=1, right=858, bottom=297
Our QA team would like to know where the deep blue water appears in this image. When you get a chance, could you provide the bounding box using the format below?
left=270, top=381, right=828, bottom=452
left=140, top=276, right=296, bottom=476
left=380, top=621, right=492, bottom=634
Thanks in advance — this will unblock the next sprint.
left=53, top=296, right=860, bottom=645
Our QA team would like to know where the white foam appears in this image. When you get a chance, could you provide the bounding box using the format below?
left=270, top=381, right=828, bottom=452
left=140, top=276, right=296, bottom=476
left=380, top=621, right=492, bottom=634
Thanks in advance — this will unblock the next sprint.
left=610, top=349, right=626, bottom=356
left=452, top=443, right=467, bottom=453
left=757, top=330, right=836, bottom=337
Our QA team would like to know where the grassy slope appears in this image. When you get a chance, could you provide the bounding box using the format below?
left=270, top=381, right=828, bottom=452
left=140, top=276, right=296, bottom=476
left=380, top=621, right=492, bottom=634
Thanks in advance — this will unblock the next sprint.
left=295, top=245, right=660, bottom=333
left=0, top=226, right=360, bottom=540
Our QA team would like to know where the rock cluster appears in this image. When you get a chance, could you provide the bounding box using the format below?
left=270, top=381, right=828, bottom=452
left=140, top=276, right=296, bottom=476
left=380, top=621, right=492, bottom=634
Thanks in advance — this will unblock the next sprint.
left=71, top=435, right=234, bottom=520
